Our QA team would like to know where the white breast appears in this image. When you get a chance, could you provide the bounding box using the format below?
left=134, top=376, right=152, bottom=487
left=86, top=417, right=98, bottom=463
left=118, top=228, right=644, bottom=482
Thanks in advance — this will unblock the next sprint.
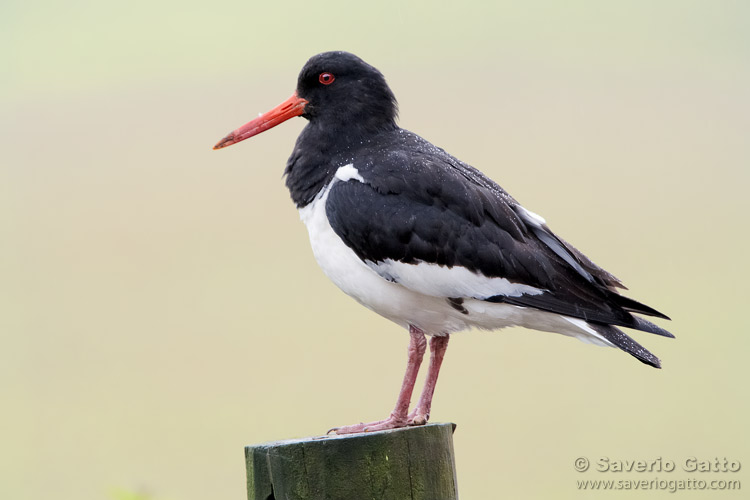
left=298, top=165, right=471, bottom=334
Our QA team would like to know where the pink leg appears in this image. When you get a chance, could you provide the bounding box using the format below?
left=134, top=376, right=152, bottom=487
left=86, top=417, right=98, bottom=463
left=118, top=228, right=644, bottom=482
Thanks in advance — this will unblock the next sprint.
left=330, top=325, right=427, bottom=434
left=408, top=335, right=449, bottom=426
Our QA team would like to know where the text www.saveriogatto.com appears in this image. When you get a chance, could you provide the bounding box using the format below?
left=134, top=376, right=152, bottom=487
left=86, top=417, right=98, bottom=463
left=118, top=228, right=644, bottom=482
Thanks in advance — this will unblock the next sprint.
left=574, top=456, right=741, bottom=493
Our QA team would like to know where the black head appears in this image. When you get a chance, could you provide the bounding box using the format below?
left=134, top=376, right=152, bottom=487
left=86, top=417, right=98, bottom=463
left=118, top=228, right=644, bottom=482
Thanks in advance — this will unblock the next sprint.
left=295, top=51, right=398, bottom=133
left=213, top=52, right=398, bottom=150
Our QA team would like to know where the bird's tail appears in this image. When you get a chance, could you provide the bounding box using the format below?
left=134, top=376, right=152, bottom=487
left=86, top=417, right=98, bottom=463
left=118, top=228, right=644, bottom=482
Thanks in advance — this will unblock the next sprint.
left=588, top=323, right=663, bottom=368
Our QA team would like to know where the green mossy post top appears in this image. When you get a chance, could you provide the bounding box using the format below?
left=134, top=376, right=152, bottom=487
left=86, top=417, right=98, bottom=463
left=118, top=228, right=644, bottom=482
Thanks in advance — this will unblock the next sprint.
left=246, top=422, right=458, bottom=500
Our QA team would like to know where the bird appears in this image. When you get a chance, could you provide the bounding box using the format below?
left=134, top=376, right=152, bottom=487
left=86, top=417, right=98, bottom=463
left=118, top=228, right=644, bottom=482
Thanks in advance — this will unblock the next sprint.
left=213, top=51, right=673, bottom=434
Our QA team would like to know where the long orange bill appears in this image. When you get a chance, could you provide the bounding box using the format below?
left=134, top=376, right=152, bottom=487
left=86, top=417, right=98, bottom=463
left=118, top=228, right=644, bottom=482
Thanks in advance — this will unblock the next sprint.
left=213, top=93, right=308, bottom=150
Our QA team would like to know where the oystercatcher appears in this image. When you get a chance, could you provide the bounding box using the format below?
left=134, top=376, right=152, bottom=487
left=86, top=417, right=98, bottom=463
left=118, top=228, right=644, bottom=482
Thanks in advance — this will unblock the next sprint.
left=214, top=51, right=673, bottom=434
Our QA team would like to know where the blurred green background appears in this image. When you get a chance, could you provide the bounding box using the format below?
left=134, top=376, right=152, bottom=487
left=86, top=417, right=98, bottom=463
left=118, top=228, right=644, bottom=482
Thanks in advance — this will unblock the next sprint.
left=2, top=1, right=748, bottom=499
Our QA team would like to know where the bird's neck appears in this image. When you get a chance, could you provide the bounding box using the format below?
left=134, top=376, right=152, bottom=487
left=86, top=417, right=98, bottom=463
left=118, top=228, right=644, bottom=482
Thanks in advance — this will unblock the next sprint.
left=284, top=119, right=396, bottom=208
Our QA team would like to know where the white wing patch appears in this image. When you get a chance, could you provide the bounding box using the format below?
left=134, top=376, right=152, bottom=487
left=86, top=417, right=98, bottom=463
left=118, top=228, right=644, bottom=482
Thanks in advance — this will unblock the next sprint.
left=517, top=204, right=596, bottom=283
left=516, top=205, right=547, bottom=228
left=334, top=164, right=364, bottom=183
left=366, top=258, right=545, bottom=299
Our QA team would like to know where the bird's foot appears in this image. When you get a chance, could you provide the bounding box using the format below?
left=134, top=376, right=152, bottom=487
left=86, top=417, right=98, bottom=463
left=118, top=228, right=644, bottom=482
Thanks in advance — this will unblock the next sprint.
left=407, top=407, right=430, bottom=426
left=328, top=414, right=409, bottom=435
left=328, top=408, right=433, bottom=434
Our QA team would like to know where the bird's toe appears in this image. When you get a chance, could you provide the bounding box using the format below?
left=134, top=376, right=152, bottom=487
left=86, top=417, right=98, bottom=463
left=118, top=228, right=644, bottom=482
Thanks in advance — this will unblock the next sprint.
left=328, top=415, right=408, bottom=435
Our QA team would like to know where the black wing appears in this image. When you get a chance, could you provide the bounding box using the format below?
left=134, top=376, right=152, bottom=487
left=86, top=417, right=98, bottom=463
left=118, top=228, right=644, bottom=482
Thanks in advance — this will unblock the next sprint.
left=325, top=130, right=673, bottom=338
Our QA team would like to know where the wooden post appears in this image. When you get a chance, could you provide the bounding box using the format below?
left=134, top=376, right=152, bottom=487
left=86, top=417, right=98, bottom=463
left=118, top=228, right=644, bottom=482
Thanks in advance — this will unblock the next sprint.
left=245, top=422, right=458, bottom=500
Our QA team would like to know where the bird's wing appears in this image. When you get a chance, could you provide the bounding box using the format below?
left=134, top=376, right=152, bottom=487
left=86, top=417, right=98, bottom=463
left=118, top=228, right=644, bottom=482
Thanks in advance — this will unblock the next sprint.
left=325, top=146, right=671, bottom=337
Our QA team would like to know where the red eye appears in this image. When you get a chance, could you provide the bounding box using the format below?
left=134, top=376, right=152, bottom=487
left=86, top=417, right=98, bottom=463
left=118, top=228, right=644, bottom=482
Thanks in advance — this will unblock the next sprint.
left=319, top=72, right=335, bottom=85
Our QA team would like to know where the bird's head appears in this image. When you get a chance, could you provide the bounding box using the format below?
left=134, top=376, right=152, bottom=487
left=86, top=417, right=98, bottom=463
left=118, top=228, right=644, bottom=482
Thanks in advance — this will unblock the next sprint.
left=214, top=51, right=397, bottom=150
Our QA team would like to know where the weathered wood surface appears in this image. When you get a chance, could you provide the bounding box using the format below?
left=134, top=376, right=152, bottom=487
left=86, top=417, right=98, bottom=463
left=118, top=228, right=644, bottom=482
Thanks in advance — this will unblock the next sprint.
left=246, top=422, right=458, bottom=500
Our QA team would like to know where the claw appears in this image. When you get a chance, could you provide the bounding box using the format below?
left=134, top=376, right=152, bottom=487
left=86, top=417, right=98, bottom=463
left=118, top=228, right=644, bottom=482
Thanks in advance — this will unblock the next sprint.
left=408, top=413, right=429, bottom=426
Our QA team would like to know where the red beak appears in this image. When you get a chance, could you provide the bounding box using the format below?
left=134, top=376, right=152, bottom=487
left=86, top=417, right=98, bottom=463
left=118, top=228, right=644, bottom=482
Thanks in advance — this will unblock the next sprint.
left=213, top=93, right=308, bottom=150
